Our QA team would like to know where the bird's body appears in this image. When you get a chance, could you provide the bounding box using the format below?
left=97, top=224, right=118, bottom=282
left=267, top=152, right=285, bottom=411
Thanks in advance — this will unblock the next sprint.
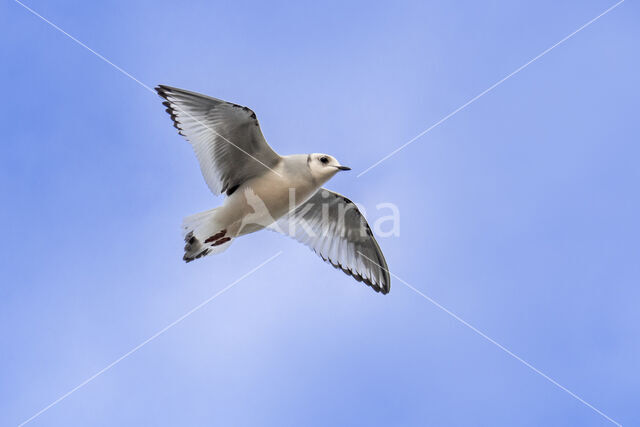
left=198, top=155, right=324, bottom=239
left=235, top=154, right=325, bottom=230
left=156, top=85, right=391, bottom=294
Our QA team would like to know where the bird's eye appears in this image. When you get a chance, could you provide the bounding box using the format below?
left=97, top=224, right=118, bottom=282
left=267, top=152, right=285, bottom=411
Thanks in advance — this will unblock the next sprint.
left=320, top=156, right=329, bottom=164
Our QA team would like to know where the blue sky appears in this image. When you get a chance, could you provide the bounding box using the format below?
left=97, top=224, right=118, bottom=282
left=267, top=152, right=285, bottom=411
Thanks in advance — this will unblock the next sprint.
left=1, top=0, right=639, bottom=425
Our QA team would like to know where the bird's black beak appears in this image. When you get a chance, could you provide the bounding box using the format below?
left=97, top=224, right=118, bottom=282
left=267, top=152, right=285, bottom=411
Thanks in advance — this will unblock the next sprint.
left=336, top=166, right=351, bottom=171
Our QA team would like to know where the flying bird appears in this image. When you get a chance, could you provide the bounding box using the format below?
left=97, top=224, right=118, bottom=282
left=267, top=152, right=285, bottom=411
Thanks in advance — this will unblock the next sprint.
left=155, top=85, right=390, bottom=294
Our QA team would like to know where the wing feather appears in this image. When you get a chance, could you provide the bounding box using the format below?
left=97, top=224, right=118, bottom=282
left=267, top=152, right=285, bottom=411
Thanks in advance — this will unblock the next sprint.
left=156, top=85, right=281, bottom=196
left=276, top=188, right=391, bottom=294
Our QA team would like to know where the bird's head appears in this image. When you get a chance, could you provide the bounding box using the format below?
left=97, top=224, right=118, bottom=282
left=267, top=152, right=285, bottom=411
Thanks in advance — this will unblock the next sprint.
left=308, top=153, right=351, bottom=183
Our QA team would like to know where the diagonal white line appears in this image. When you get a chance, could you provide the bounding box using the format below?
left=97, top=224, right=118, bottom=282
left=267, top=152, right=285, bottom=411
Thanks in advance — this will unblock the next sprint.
left=357, top=252, right=622, bottom=426
left=357, top=0, right=625, bottom=177
left=17, top=251, right=283, bottom=427
left=13, top=0, right=282, bottom=178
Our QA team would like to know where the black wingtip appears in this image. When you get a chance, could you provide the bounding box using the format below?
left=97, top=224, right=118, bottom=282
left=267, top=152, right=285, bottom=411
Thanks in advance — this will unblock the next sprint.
left=371, top=281, right=390, bottom=295
left=326, top=258, right=389, bottom=295
left=155, top=84, right=169, bottom=98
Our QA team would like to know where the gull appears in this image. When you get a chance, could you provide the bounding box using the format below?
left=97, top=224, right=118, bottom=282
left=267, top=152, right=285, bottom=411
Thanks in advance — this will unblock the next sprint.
left=155, top=85, right=390, bottom=294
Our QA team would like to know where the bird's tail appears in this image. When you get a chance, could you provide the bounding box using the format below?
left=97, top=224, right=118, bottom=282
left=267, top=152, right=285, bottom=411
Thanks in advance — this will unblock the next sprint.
left=181, top=207, right=233, bottom=262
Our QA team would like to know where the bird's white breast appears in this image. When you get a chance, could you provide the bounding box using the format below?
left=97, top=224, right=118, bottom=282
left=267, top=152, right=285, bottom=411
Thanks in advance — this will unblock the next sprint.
left=219, top=157, right=321, bottom=236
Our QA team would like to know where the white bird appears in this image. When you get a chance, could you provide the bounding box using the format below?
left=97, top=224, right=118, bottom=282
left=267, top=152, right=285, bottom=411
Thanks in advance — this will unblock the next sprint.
left=156, top=85, right=390, bottom=294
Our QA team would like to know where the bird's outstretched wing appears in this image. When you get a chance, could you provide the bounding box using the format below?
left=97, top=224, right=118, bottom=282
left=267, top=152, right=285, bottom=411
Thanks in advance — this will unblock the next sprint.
left=276, top=188, right=391, bottom=294
left=156, top=85, right=281, bottom=196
